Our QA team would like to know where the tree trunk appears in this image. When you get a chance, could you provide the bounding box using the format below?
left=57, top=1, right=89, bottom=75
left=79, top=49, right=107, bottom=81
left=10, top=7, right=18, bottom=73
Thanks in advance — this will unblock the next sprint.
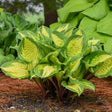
left=43, top=0, right=58, bottom=27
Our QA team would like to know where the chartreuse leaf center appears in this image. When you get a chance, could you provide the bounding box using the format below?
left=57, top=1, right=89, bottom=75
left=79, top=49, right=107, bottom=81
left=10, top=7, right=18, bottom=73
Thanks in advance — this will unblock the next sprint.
left=1, top=60, right=29, bottom=79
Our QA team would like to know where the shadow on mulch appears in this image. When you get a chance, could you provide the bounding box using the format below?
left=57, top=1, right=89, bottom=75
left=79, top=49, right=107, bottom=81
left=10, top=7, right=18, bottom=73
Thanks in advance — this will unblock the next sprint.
left=0, top=71, right=112, bottom=112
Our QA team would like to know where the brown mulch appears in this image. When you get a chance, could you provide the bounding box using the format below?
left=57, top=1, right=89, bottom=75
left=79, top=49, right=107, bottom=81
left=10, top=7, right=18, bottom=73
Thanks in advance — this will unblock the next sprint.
left=0, top=71, right=112, bottom=112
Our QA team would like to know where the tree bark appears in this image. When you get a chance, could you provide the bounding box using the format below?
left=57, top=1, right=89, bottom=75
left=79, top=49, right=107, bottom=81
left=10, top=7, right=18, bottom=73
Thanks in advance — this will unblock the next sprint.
left=43, top=0, right=58, bottom=27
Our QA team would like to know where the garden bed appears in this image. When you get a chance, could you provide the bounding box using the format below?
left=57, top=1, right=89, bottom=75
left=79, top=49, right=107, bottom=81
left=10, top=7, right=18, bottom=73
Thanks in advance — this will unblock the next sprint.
left=0, top=71, right=112, bottom=112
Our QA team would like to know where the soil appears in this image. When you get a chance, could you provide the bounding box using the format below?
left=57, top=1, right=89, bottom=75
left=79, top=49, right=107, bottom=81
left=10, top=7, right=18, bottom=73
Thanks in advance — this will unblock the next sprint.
left=0, top=71, right=112, bottom=112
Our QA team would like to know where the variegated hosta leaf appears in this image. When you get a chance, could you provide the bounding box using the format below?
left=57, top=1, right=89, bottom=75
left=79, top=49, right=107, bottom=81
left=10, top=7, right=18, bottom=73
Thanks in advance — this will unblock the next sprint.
left=66, top=57, right=82, bottom=76
left=72, top=64, right=85, bottom=79
left=84, top=39, right=100, bottom=56
left=83, top=47, right=91, bottom=57
left=52, top=23, right=74, bottom=38
left=40, top=26, right=51, bottom=38
left=56, top=71, right=65, bottom=87
left=1, top=60, right=29, bottom=79
left=37, top=26, right=52, bottom=45
left=66, top=36, right=84, bottom=57
left=65, top=28, right=74, bottom=38
left=36, top=42, right=55, bottom=57
left=75, top=29, right=83, bottom=36
left=91, top=46, right=98, bottom=52
left=40, top=51, right=61, bottom=65
left=49, top=53, right=61, bottom=65
left=93, top=57, right=112, bottom=78
left=51, top=32, right=65, bottom=47
left=34, top=64, right=61, bottom=78
left=48, top=51, right=61, bottom=64
left=61, top=77, right=84, bottom=96
left=88, top=39, right=100, bottom=46
left=83, top=51, right=112, bottom=67
left=82, top=79, right=95, bottom=91
left=29, top=70, right=40, bottom=81
left=18, top=37, right=41, bottom=64
left=27, top=60, right=39, bottom=71
left=17, top=31, right=39, bottom=41
left=54, top=24, right=70, bottom=33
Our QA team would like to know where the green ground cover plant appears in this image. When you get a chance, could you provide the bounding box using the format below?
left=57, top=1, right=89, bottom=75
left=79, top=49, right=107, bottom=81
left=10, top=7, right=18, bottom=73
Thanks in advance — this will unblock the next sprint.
left=0, top=22, right=112, bottom=100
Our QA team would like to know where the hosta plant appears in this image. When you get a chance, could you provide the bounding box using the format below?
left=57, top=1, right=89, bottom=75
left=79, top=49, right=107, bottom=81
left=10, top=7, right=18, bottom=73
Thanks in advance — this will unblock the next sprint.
left=51, top=0, right=112, bottom=53
left=0, top=11, right=38, bottom=65
left=1, top=24, right=112, bottom=100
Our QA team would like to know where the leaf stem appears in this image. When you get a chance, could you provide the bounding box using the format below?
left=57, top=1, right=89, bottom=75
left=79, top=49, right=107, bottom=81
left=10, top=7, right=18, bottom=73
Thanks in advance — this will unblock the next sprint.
left=33, top=78, right=46, bottom=99
left=67, top=91, right=72, bottom=100
left=40, top=78, right=46, bottom=98
left=49, top=78, right=61, bottom=99
left=59, top=86, right=65, bottom=98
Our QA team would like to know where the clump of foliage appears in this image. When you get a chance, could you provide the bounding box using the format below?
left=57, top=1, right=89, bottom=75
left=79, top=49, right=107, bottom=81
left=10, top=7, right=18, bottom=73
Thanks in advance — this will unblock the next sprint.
left=0, top=10, right=38, bottom=65
left=1, top=24, right=112, bottom=100
left=51, top=0, right=112, bottom=53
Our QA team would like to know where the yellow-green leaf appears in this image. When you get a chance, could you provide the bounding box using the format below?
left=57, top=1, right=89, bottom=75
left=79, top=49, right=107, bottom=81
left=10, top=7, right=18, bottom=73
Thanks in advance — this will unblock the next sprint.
left=93, top=57, right=112, bottom=78
left=56, top=71, right=65, bottom=87
left=36, top=26, right=52, bottom=45
left=51, top=33, right=64, bottom=47
left=72, top=64, right=85, bottom=79
left=40, top=51, right=61, bottom=65
left=41, top=26, right=50, bottom=37
left=66, top=57, right=82, bottom=75
left=65, top=28, right=74, bottom=38
left=18, top=31, right=38, bottom=42
left=18, top=37, right=41, bottom=64
left=1, top=60, right=29, bottom=79
left=88, top=39, right=100, bottom=46
left=61, top=78, right=84, bottom=96
left=75, top=29, right=83, bottom=36
left=34, top=64, right=60, bottom=78
left=84, top=51, right=112, bottom=67
left=55, top=24, right=70, bottom=32
left=82, top=79, right=95, bottom=91
left=67, top=37, right=83, bottom=57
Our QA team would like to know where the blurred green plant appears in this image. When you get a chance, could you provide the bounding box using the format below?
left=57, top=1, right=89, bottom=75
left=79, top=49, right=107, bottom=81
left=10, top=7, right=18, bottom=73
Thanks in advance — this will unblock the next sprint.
left=22, top=12, right=44, bottom=26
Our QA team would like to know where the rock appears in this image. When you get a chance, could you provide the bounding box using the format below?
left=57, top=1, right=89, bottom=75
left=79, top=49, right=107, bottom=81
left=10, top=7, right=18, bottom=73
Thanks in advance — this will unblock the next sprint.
left=54, top=106, right=59, bottom=111
left=74, top=109, right=80, bottom=112
left=10, top=106, right=15, bottom=109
